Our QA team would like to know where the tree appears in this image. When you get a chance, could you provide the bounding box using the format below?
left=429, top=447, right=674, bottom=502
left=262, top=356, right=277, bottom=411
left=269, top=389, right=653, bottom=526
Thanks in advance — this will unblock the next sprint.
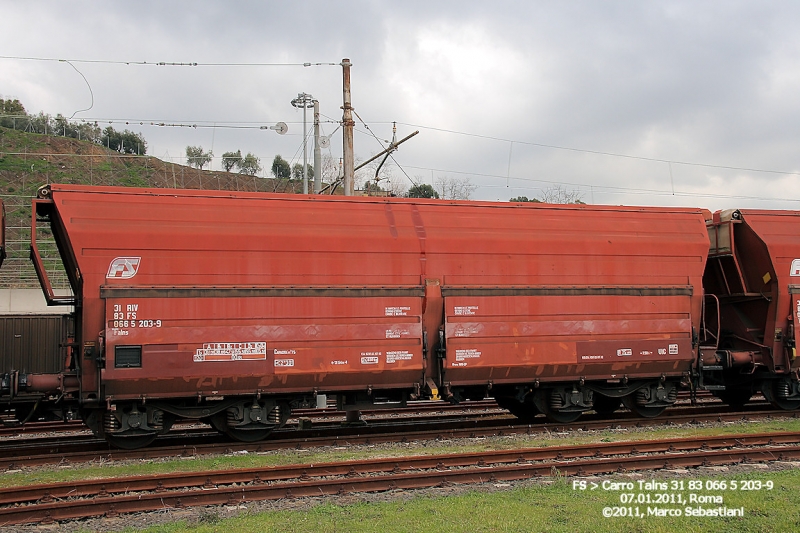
left=354, top=157, right=409, bottom=196
left=539, top=185, right=585, bottom=204
left=406, top=184, right=439, bottom=199
left=186, top=145, right=212, bottom=169
left=364, top=180, right=395, bottom=196
left=121, top=130, right=147, bottom=154
left=292, top=163, right=314, bottom=180
left=0, top=99, right=25, bottom=128
left=101, top=126, right=120, bottom=150
left=0, top=98, right=145, bottom=149
left=434, top=176, right=477, bottom=200
left=53, top=114, right=78, bottom=138
left=76, top=121, right=102, bottom=143
left=510, top=186, right=585, bottom=204
left=27, top=112, right=52, bottom=134
left=318, top=154, right=341, bottom=184
left=102, top=127, right=147, bottom=154
left=271, top=155, right=291, bottom=179
left=0, top=98, right=25, bottom=115
left=0, top=98, right=26, bottom=129
left=239, top=153, right=262, bottom=175
left=221, top=150, right=243, bottom=172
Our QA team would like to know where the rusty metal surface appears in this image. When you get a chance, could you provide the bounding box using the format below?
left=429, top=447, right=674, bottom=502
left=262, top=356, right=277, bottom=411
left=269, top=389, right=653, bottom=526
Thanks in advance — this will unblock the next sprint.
left=29, top=199, right=76, bottom=306
left=444, top=292, right=696, bottom=383
left=0, top=315, right=68, bottom=374
left=101, top=294, right=423, bottom=398
left=41, top=185, right=710, bottom=402
left=100, top=286, right=425, bottom=298
left=441, top=286, right=693, bottom=297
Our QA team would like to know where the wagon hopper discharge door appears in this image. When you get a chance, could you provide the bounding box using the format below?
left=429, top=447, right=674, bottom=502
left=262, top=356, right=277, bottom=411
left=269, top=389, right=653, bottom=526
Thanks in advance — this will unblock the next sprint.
left=703, top=209, right=800, bottom=410
left=441, top=285, right=696, bottom=422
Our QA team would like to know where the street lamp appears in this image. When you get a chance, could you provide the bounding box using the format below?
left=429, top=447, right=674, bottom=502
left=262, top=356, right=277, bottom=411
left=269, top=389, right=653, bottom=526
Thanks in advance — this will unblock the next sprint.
left=291, top=93, right=315, bottom=194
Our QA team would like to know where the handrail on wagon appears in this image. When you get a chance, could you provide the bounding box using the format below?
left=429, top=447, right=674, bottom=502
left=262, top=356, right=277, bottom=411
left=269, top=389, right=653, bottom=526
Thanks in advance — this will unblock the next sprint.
left=30, top=197, right=76, bottom=306
left=700, top=293, right=721, bottom=350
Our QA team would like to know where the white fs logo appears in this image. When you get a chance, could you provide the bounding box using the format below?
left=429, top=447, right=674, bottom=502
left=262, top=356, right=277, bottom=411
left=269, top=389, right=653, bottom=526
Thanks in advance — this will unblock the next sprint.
left=791, top=259, right=800, bottom=277
left=106, top=257, right=141, bottom=279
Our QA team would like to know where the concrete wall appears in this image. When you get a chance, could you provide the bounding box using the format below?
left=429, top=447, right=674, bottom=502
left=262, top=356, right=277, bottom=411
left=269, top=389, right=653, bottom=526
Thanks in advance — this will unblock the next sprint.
left=0, top=289, right=74, bottom=315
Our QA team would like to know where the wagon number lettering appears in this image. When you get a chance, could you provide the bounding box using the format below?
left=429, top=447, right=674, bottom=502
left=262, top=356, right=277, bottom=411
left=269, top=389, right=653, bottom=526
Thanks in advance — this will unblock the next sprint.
left=111, top=319, right=161, bottom=328
left=113, top=303, right=137, bottom=321
left=111, top=304, right=161, bottom=328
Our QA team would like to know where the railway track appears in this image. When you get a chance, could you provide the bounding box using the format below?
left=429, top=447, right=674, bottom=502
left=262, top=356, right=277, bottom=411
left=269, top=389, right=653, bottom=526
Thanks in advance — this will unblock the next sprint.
left=0, top=403, right=789, bottom=470
left=1, top=430, right=798, bottom=525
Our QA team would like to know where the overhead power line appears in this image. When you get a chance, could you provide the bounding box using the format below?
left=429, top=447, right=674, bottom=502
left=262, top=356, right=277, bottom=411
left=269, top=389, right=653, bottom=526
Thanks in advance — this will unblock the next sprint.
left=401, top=164, right=800, bottom=203
left=0, top=55, right=339, bottom=67
left=4, top=54, right=796, bottom=178
left=8, top=116, right=340, bottom=127
left=392, top=122, right=800, bottom=178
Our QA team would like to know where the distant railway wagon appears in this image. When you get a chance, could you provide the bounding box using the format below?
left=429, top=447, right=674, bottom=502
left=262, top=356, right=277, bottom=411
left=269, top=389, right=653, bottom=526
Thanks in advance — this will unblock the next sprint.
left=0, top=184, right=798, bottom=448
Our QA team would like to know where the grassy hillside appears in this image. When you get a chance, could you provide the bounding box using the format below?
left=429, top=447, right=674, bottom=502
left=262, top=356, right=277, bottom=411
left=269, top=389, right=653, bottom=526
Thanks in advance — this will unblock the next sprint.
left=0, top=127, right=305, bottom=289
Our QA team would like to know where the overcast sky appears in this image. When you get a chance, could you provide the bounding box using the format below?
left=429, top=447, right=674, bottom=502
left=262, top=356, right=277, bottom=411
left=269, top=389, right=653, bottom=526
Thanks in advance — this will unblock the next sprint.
left=2, top=1, right=799, bottom=209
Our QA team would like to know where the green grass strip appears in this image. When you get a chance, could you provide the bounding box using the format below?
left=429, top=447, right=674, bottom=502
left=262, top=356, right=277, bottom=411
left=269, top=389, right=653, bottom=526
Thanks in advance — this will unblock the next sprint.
left=120, top=469, right=800, bottom=533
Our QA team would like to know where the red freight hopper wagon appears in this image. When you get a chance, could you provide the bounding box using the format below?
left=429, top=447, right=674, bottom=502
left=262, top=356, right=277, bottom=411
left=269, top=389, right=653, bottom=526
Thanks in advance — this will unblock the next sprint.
left=702, top=209, right=800, bottom=410
left=17, top=184, right=708, bottom=447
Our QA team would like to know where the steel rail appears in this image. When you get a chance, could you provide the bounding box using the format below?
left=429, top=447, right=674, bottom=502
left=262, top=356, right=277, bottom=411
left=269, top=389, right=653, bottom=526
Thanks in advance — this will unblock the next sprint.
left=0, top=431, right=798, bottom=525
left=1, top=431, right=797, bottom=505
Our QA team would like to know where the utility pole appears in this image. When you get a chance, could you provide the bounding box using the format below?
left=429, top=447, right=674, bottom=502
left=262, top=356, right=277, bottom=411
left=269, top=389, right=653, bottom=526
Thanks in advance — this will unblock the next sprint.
left=291, top=93, right=315, bottom=194
left=341, top=58, right=355, bottom=196
left=313, top=99, right=322, bottom=193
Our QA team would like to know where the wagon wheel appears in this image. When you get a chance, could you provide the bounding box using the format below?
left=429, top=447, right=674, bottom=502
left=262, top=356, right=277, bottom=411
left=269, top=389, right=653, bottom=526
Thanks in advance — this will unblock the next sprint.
left=761, top=380, right=800, bottom=411
left=157, top=412, right=176, bottom=434
left=715, top=388, right=753, bottom=411
left=621, top=395, right=666, bottom=418
left=530, top=391, right=583, bottom=423
left=592, top=394, right=622, bottom=416
left=208, top=413, right=229, bottom=434
left=225, top=426, right=275, bottom=443
left=104, top=432, right=158, bottom=449
left=495, top=396, right=540, bottom=422
left=208, top=412, right=270, bottom=439
left=541, top=405, right=582, bottom=424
